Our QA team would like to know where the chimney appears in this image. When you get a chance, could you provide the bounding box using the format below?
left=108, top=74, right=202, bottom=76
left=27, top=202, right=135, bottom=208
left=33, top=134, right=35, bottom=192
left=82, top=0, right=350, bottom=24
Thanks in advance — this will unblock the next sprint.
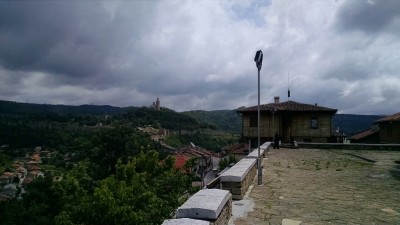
left=274, top=96, right=280, bottom=104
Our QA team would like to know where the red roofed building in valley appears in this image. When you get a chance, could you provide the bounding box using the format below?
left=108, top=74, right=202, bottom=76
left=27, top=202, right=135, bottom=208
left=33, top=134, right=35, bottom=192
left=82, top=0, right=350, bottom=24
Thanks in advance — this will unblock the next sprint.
left=174, top=154, right=192, bottom=172
left=173, top=146, right=214, bottom=177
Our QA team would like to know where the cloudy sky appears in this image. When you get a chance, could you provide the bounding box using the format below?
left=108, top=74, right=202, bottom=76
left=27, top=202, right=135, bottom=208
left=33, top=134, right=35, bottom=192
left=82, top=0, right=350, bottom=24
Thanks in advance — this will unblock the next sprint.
left=0, top=0, right=399, bottom=114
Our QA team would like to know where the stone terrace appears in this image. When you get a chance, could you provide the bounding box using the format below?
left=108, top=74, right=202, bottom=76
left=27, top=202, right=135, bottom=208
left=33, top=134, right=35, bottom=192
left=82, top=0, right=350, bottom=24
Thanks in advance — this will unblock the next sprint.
left=231, top=148, right=400, bottom=225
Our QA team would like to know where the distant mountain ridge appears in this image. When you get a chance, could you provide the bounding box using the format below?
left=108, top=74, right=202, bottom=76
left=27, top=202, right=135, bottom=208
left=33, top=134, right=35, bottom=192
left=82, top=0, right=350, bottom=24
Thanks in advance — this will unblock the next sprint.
left=182, top=110, right=242, bottom=133
left=332, top=114, right=385, bottom=136
left=0, top=100, right=385, bottom=136
left=0, top=100, right=126, bottom=115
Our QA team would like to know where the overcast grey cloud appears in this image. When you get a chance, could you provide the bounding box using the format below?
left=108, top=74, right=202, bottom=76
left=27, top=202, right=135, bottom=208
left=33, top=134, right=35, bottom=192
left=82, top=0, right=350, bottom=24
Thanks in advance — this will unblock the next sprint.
left=0, top=0, right=399, bottom=115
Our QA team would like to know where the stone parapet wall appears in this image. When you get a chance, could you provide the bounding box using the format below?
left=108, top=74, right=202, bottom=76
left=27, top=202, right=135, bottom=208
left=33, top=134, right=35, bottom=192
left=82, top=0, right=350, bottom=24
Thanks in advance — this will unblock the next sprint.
left=210, top=198, right=232, bottom=225
left=219, top=142, right=272, bottom=200
left=220, top=165, right=256, bottom=200
left=220, top=158, right=257, bottom=200
left=175, top=189, right=232, bottom=225
left=163, top=142, right=273, bottom=225
left=220, top=158, right=257, bottom=183
left=260, top=142, right=272, bottom=151
left=298, top=142, right=400, bottom=151
left=247, top=148, right=266, bottom=158
left=162, top=218, right=211, bottom=225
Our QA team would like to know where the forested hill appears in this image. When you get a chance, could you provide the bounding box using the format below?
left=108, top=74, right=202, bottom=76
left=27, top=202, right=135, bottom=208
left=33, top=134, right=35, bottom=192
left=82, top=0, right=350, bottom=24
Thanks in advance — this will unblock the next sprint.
left=0, top=100, right=125, bottom=115
left=0, top=100, right=211, bottom=147
left=182, top=110, right=242, bottom=133
left=0, top=100, right=385, bottom=136
left=332, top=114, right=384, bottom=136
left=0, top=100, right=227, bottom=132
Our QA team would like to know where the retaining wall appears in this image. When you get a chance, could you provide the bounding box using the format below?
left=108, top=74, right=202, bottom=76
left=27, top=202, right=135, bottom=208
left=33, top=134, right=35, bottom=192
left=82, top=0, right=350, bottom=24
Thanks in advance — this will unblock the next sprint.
left=220, top=158, right=257, bottom=200
left=175, top=189, right=232, bottom=225
left=162, top=142, right=272, bottom=225
left=220, top=142, right=272, bottom=200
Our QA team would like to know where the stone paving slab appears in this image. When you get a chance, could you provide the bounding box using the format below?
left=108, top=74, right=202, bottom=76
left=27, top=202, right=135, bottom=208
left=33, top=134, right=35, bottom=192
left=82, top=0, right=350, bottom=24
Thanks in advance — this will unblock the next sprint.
left=232, top=148, right=400, bottom=225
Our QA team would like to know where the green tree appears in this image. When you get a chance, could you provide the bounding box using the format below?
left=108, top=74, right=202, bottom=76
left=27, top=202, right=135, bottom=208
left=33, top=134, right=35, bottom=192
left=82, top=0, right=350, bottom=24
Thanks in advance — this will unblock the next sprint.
left=219, top=154, right=238, bottom=171
left=54, top=151, right=191, bottom=225
left=0, top=175, right=60, bottom=225
left=0, top=153, right=12, bottom=174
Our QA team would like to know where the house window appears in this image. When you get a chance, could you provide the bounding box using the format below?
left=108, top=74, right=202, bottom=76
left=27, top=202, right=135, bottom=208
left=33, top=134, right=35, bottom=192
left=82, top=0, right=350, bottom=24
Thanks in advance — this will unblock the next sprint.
left=249, top=115, right=257, bottom=127
left=311, top=117, right=318, bottom=129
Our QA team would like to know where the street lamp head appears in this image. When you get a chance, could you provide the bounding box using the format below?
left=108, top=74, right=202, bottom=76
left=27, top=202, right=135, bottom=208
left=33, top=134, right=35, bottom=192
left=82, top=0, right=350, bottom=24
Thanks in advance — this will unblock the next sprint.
left=254, top=50, right=263, bottom=70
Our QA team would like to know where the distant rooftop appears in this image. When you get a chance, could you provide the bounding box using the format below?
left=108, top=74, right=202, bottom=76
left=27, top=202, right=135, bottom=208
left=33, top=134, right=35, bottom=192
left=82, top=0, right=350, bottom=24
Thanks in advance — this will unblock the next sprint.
left=375, top=112, right=400, bottom=123
left=349, top=128, right=378, bottom=140
left=237, top=100, right=337, bottom=113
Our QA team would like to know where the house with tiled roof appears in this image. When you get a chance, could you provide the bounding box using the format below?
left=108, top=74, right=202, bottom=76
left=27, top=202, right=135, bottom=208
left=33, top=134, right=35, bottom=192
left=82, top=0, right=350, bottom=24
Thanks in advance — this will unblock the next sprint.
left=0, top=174, right=13, bottom=185
left=0, top=194, right=12, bottom=202
left=222, top=143, right=250, bottom=160
left=173, top=145, right=214, bottom=178
left=374, top=112, right=400, bottom=144
left=174, top=154, right=192, bottom=171
left=349, top=126, right=379, bottom=143
left=237, top=97, right=337, bottom=143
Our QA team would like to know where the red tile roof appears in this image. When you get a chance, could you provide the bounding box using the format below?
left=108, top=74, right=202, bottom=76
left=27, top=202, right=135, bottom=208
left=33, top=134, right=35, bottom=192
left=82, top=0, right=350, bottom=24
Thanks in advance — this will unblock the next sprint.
left=28, top=165, right=41, bottom=171
left=181, top=146, right=215, bottom=157
left=0, top=194, right=12, bottom=202
left=375, top=112, right=400, bottom=123
left=22, top=177, right=33, bottom=185
left=350, top=129, right=378, bottom=140
left=223, top=143, right=249, bottom=155
left=31, top=153, right=41, bottom=161
left=237, top=100, right=337, bottom=113
left=174, top=154, right=192, bottom=169
left=174, top=146, right=214, bottom=170
left=3, top=172, right=14, bottom=177
left=0, top=175, right=11, bottom=180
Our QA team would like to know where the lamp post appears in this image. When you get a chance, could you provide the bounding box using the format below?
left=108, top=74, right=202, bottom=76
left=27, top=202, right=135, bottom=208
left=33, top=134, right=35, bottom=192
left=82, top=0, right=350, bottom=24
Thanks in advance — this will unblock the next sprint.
left=254, top=50, right=263, bottom=185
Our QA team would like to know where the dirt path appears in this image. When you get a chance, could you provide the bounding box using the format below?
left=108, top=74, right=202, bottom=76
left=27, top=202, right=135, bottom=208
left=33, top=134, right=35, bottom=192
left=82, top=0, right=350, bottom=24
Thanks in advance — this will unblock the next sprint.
left=232, top=148, right=400, bottom=225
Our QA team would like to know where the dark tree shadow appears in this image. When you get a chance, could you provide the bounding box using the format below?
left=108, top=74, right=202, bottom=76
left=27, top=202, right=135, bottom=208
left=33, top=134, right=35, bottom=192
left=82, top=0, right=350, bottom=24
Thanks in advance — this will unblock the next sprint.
left=389, top=160, right=400, bottom=181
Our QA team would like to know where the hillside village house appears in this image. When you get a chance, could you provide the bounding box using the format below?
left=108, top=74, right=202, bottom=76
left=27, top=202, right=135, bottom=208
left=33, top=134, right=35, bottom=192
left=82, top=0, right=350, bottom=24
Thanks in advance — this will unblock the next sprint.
left=237, top=97, right=338, bottom=144
left=349, top=126, right=380, bottom=144
left=174, top=146, right=214, bottom=176
left=375, top=112, right=400, bottom=144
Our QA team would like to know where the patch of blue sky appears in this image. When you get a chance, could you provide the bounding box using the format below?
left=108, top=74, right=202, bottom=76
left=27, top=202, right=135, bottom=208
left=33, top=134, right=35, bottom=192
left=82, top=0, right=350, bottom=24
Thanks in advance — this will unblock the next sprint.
left=228, top=0, right=271, bottom=26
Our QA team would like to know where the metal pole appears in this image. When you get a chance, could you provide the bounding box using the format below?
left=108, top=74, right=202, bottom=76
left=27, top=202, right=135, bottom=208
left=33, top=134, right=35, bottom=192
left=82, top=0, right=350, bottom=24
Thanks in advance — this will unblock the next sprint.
left=257, top=67, right=262, bottom=185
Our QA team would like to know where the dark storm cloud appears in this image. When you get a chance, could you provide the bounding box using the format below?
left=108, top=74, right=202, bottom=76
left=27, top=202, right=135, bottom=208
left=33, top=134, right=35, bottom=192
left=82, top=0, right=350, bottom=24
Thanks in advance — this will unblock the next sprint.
left=322, top=60, right=374, bottom=81
left=0, top=0, right=398, bottom=115
left=336, top=0, right=400, bottom=33
left=0, top=2, right=89, bottom=73
left=0, top=1, right=156, bottom=80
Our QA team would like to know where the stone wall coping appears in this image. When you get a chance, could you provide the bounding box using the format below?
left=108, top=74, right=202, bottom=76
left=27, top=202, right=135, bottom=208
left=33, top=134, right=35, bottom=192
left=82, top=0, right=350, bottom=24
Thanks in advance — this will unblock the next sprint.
left=162, top=218, right=211, bottom=225
left=176, top=189, right=231, bottom=220
left=247, top=148, right=265, bottom=158
left=260, top=142, right=272, bottom=149
left=220, top=158, right=257, bottom=182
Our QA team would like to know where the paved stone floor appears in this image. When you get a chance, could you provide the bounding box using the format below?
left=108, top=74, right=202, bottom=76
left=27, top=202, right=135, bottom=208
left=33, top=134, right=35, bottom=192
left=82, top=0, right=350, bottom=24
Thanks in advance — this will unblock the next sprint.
left=231, top=148, right=400, bottom=225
